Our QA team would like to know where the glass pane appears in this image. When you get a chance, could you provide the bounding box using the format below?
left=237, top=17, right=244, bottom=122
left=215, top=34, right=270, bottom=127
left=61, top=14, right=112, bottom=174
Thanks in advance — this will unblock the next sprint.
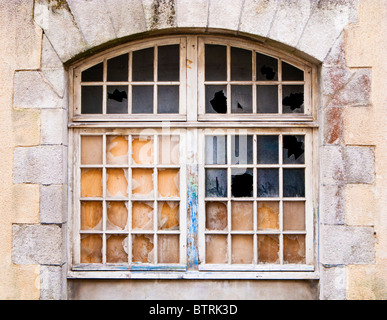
left=206, top=201, right=227, bottom=231
left=158, top=45, right=180, bottom=81
left=106, top=135, right=128, bottom=165
left=231, top=135, right=253, bottom=164
left=106, top=169, right=128, bottom=198
left=205, top=135, right=227, bottom=165
left=132, top=136, right=154, bottom=165
left=81, top=135, right=103, bottom=165
left=231, top=47, right=252, bottom=81
left=81, top=169, right=102, bottom=197
left=81, top=234, right=102, bottom=263
left=283, top=135, right=305, bottom=164
left=158, top=135, right=179, bottom=165
left=282, top=85, right=304, bottom=113
left=132, top=85, right=153, bottom=114
left=205, top=44, right=227, bottom=81
left=205, top=169, right=227, bottom=198
left=81, top=201, right=102, bottom=230
left=132, top=234, right=154, bottom=263
left=282, top=61, right=304, bottom=81
left=206, top=85, right=227, bottom=114
left=82, top=62, right=103, bottom=82
left=132, top=47, right=154, bottom=81
left=206, top=235, right=228, bottom=264
left=283, top=235, right=306, bottom=264
left=257, top=169, right=279, bottom=197
left=258, top=235, right=279, bottom=264
left=158, top=235, right=179, bottom=263
left=283, top=169, right=305, bottom=197
left=157, top=85, right=179, bottom=113
left=231, top=85, right=252, bottom=113
left=107, top=201, right=128, bottom=230
left=106, top=235, right=128, bottom=263
left=107, top=85, right=128, bottom=114
left=231, top=168, right=253, bottom=198
left=257, top=201, right=279, bottom=230
left=107, top=53, right=128, bottom=81
left=232, top=235, right=253, bottom=264
left=257, top=135, right=278, bottom=164
left=256, top=52, right=278, bottom=81
left=132, top=169, right=154, bottom=198
left=158, top=201, right=179, bottom=230
left=231, top=201, right=253, bottom=231
left=283, top=201, right=305, bottom=231
left=257, top=85, right=278, bottom=113
left=132, top=201, right=154, bottom=230
left=81, top=86, right=102, bottom=114
left=158, top=169, right=180, bottom=198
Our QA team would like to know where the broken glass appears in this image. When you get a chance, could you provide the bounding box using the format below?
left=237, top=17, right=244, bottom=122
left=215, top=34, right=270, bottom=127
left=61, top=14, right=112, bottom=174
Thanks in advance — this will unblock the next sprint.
left=107, top=85, right=128, bottom=114
left=283, top=135, right=305, bottom=164
left=231, top=201, right=253, bottom=231
left=231, top=168, right=253, bottom=197
left=158, top=201, right=179, bottom=230
left=132, top=136, right=154, bottom=165
left=282, top=61, right=304, bottom=81
left=132, top=234, right=154, bottom=263
left=158, top=234, right=179, bottom=263
left=282, top=85, right=304, bottom=113
left=257, top=85, right=278, bottom=113
left=257, top=169, right=279, bottom=197
left=106, top=169, right=128, bottom=198
left=283, top=235, right=306, bottom=264
left=231, top=135, right=253, bottom=164
left=106, top=135, right=128, bottom=165
left=257, top=235, right=279, bottom=264
left=205, top=201, right=228, bottom=231
left=82, top=62, right=103, bottom=82
left=256, top=52, right=278, bottom=81
left=206, top=85, right=227, bottom=114
left=132, top=201, right=154, bottom=230
left=157, top=85, right=179, bottom=113
left=205, top=169, right=227, bottom=198
left=132, top=47, right=154, bottom=81
left=81, top=201, right=102, bottom=230
left=232, top=235, right=253, bottom=264
left=231, top=85, right=252, bottom=113
left=106, top=235, right=128, bottom=263
left=107, top=201, right=128, bottom=230
left=81, top=86, right=103, bottom=114
left=257, top=135, right=279, bottom=164
left=81, top=234, right=102, bottom=263
left=132, top=85, right=154, bottom=113
left=205, top=135, right=227, bottom=165
left=206, top=235, right=228, bottom=264
left=81, top=169, right=102, bottom=197
left=205, top=44, right=227, bottom=81
left=131, top=169, right=154, bottom=198
left=107, top=53, right=128, bottom=82
left=81, top=135, right=103, bottom=165
left=231, top=47, right=252, bottom=81
left=283, top=201, right=305, bottom=231
left=158, top=45, right=180, bottom=81
left=158, top=169, right=180, bottom=198
left=257, top=201, right=279, bottom=230
left=283, top=169, right=305, bottom=197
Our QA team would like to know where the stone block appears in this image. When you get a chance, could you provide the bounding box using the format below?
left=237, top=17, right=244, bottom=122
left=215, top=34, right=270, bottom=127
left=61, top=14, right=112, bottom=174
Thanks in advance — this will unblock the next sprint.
left=319, top=184, right=345, bottom=225
left=343, top=146, right=375, bottom=184
left=176, top=0, right=208, bottom=28
left=142, top=0, right=176, bottom=30
left=41, top=34, right=62, bottom=69
left=40, top=265, right=67, bottom=300
left=320, top=266, right=346, bottom=300
left=345, top=184, right=375, bottom=226
left=40, top=185, right=67, bottom=224
left=208, top=0, right=243, bottom=31
left=323, top=106, right=344, bottom=145
left=41, top=68, right=66, bottom=99
left=12, top=108, right=41, bottom=147
left=324, top=33, right=346, bottom=67
left=320, top=145, right=345, bottom=185
left=321, top=66, right=352, bottom=98
left=40, top=108, right=68, bottom=145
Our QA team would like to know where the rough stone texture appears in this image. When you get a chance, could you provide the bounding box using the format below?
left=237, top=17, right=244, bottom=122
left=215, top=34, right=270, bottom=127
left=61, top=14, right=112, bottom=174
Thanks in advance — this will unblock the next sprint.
left=40, top=265, right=67, bottom=300
left=41, top=34, right=63, bottom=68
left=320, top=145, right=345, bottom=186
left=320, top=266, right=346, bottom=300
left=319, top=184, right=345, bottom=225
left=40, top=185, right=67, bottom=224
left=40, top=109, right=68, bottom=145
left=175, top=0, right=208, bottom=28
left=343, top=146, right=375, bottom=184
left=208, top=0, right=243, bottom=31
left=324, top=106, right=344, bottom=145
left=142, top=0, right=176, bottom=30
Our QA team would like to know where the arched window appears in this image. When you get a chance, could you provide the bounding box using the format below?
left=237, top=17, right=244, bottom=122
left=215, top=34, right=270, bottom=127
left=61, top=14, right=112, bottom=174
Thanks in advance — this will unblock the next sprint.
left=69, top=35, right=317, bottom=278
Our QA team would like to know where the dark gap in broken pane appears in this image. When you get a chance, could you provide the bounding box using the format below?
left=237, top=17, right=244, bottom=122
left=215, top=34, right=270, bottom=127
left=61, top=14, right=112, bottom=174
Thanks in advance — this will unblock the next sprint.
left=81, top=62, right=103, bottom=82
left=205, top=44, right=227, bottom=81
left=107, top=53, right=128, bottom=82
left=283, top=169, right=305, bottom=197
left=81, top=86, right=103, bottom=114
left=257, top=135, right=279, bottom=164
left=282, top=61, right=304, bottom=81
left=206, top=85, right=227, bottom=114
left=205, top=135, right=227, bottom=165
left=132, top=85, right=153, bottom=113
left=231, top=168, right=253, bottom=197
left=231, top=47, right=252, bottom=81
left=282, top=85, right=304, bottom=113
left=231, top=135, right=253, bottom=164
left=256, top=52, right=278, bottom=81
left=283, top=135, right=305, bottom=164
left=231, top=85, right=252, bottom=113
left=132, top=47, right=154, bottom=81
left=157, top=85, right=179, bottom=113
left=158, top=45, right=180, bottom=81
left=107, top=85, right=128, bottom=114
left=257, top=85, right=278, bottom=113
left=257, top=169, right=279, bottom=197
left=205, top=169, right=227, bottom=198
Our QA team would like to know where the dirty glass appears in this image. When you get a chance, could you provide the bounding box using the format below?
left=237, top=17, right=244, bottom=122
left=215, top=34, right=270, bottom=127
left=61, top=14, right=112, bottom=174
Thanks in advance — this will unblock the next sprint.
left=258, top=235, right=279, bottom=264
left=81, top=135, right=103, bottom=165
left=206, top=201, right=228, bottom=231
left=81, top=201, right=102, bottom=230
left=282, top=85, right=304, bottom=114
left=106, top=135, right=128, bottom=165
left=257, top=169, right=279, bottom=197
left=81, top=86, right=103, bottom=114
left=283, top=201, right=305, bottom=231
left=131, top=168, right=154, bottom=198
left=257, top=201, right=279, bottom=230
left=81, top=169, right=102, bottom=197
left=232, top=235, right=253, bottom=264
left=82, top=62, right=103, bottom=82
left=256, top=52, right=278, bottom=81
left=158, top=169, right=180, bottom=198
left=231, top=201, right=253, bottom=231
left=283, top=169, right=305, bottom=198
left=231, top=168, right=253, bottom=198
left=257, top=85, right=278, bottom=113
left=106, top=235, right=128, bottom=263
left=132, top=47, right=154, bottom=81
left=158, top=235, right=179, bottom=263
left=132, top=85, right=154, bottom=113
left=158, top=201, right=179, bottom=230
left=132, top=136, right=154, bottom=165
left=206, top=85, right=227, bottom=114
left=205, top=44, right=227, bottom=81
left=205, top=169, right=227, bottom=198
left=107, top=53, right=128, bottom=82
left=158, top=45, right=180, bottom=81
left=158, top=135, right=179, bottom=165
left=132, top=234, right=154, bottom=263
left=206, top=235, right=228, bottom=264
left=283, top=235, right=306, bottom=264
left=106, top=201, right=128, bottom=230
left=107, top=85, right=128, bottom=114
left=231, top=85, right=252, bottom=113
left=257, top=135, right=278, bottom=164
left=283, top=135, right=305, bottom=164
left=231, top=47, right=252, bottom=81
left=205, top=135, right=227, bottom=165
left=282, top=61, right=304, bottom=81
left=158, top=85, right=179, bottom=113
left=132, top=201, right=154, bottom=230
left=106, top=169, right=128, bottom=198
left=231, top=135, right=253, bottom=164
left=81, top=234, right=103, bottom=263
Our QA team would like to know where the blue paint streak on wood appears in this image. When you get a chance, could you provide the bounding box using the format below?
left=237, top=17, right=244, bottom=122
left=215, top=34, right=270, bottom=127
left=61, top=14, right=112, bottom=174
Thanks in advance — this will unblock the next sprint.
left=187, top=164, right=199, bottom=269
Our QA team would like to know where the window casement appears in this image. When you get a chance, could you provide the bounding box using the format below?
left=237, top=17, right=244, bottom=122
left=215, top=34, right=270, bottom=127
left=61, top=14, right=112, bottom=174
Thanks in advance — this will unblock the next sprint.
left=68, top=35, right=318, bottom=279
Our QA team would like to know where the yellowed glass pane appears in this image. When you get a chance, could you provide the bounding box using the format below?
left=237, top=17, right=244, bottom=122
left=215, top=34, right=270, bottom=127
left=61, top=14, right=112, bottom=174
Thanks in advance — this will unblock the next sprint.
left=81, top=135, right=102, bottom=164
left=81, top=169, right=102, bottom=197
left=132, top=169, right=154, bottom=197
left=132, top=201, right=154, bottom=230
left=158, top=234, right=179, bottom=263
left=81, top=234, right=102, bottom=263
left=232, top=235, right=253, bottom=264
left=81, top=201, right=102, bottom=230
left=106, top=168, right=128, bottom=197
left=106, top=235, right=128, bottom=263
left=231, top=201, right=253, bottom=231
left=283, top=235, right=306, bottom=264
left=158, top=201, right=179, bottom=230
left=158, top=135, right=180, bottom=165
left=283, top=202, right=305, bottom=231
left=206, top=235, right=228, bottom=264
left=258, top=235, right=279, bottom=264
left=257, top=201, right=279, bottom=230
left=158, top=169, right=179, bottom=198
left=132, top=234, right=154, bottom=263
left=106, top=135, right=128, bottom=165
left=107, top=201, right=128, bottom=230
left=132, top=136, right=154, bottom=165
left=206, top=201, right=227, bottom=231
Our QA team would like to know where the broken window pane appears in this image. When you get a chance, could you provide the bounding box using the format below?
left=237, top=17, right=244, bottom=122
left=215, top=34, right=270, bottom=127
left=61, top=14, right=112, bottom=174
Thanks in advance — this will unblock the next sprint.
left=231, top=168, right=253, bottom=197
left=158, top=45, right=180, bottom=81
left=231, top=135, right=253, bottom=164
left=158, top=201, right=179, bottom=230
left=205, top=169, right=227, bottom=198
left=282, top=61, right=304, bottom=81
left=283, top=235, right=306, bottom=264
left=257, top=135, right=279, bottom=164
left=106, top=235, right=128, bottom=263
left=132, top=47, right=154, bottom=81
left=232, top=235, right=253, bottom=264
left=106, top=135, right=128, bottom=165
left=257, top=201, right=279, bottom=230
left=107, top=85, right=128, bottom=114
left=132, top=201, right=154, bottom=230
left=132, top=169, right=154, bottom=198
left=158, top=85, right=179, bottom=113
left=158, top=169, right=180, bottom=198
left=205, top=135, right=227, bottom=165
left=158, top=234, right=179, bottom=263
left=132, top=234, right=154, bottom=263
left=206, top=235, right=228, bottom=264
left=283, top=135, right=305, bottom=164
left=205, top=201, right=227, bottom=231
left=81, top=201, right=102, bottom=230
left=107, top=53, right=128, bottom=82
left=231, top=47, right=252, bottom=81
left=206, top=85, right=227, bottom=114
left=82, top=62, right=103, bottom=82
left=257, top=85, right=278, bottom=113
left=132, top=136, right=154, bottom=165
left=283, top=169, right=305, bottom=197
left=158, top=135, right=179, bottom=165
left=106, top=169, right=128, bottom=198
left=258, top=235, right=279, bottom=264
left=81, top=135, right=103, bottom=165
left=81, top=234, right=102, bottom=263
left=132, top=85, right=154, bottom=114
left=283, top=201, right=305, bottom=231
left=282, top=85, right=304, bottom=114
left=81, top=86, right=103, bottom=114
left=81, top=169, right=102, bottom=197
left=231, top=85, right=252, bottom=113
left=257, top=169, right=279, bottom=197
left=256, top=52, right=278, bottom=81
left=205, top=44, right=227, bottom=81
left=107, top=201, right=128, bottom=230
left=231, top=201, right=253, bottom=231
